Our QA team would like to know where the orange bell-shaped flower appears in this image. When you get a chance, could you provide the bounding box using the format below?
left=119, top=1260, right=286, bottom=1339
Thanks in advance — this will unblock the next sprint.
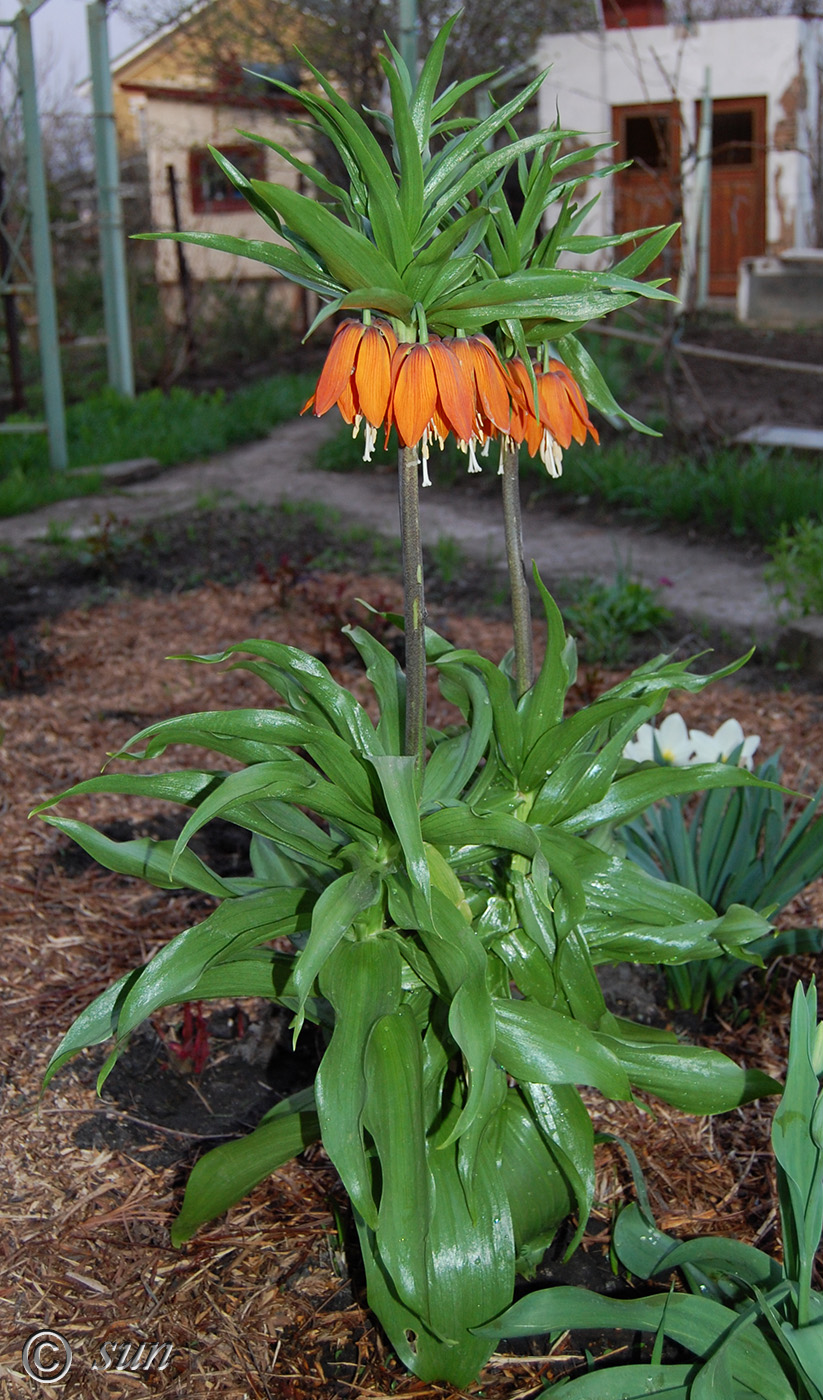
left=505, top=355, right=598, bottom=477
left=386, top=337, right=476, bottom=483
left=446, top=334, right=511, bottom=440
left=302, top=318, right=398, bottom=460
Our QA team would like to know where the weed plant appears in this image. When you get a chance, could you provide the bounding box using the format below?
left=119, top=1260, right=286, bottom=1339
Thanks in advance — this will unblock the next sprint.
left=550, top=441, right=823, bottom=545
left=766, top=517, right=823, bottom=617
left=621, top=747, right=823, bottom=1014
left=563, top=570, right=671, bottom=665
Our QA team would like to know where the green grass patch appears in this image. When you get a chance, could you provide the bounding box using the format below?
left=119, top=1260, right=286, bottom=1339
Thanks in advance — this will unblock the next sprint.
left=0, top=373, right=314, bottom=518
left=316, top=424, right=823, bottom=547
left=548, top=439, right=823, bottom=544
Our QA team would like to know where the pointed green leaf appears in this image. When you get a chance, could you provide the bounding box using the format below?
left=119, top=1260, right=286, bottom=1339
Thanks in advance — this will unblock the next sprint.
left=595, top=1028, right=781, bottom=1113
left=136, top=229, right=342, bottom=298
left=476, top=1288, right=796, bottom=1398
left=248, top=181, right=405, bottom=294
left=380, top=55, right=424, bottom=237
left=171, top=1088, right=320, bottom=1245
left=291, top=869, right=381, bottom=1030
left=315, top=937, right=402, bottom=1227
left=410, top=12, right=461, bottom=148
left=369, top=754, right=429, bottom=907
left=561, top=764, right=784, bottom=835
left=363, top=1005, right=432, bottom=1323
left=43, top=969, right=138, bottom=1088
left=493, top=998, right=632, bottom=1100
left=115, top=887, right=311, bottom=1045
left=40, top=816, right=237, bottom=899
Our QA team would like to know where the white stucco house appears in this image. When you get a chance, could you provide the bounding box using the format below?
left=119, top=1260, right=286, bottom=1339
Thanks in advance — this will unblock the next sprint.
left=537, top=2, right=823, bottom=302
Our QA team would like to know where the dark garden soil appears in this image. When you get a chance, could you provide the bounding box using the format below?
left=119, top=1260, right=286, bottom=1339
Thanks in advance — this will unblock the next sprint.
left=2, top=331, right=823, bottom=1395
left=626, top=313, right=823, bottom=438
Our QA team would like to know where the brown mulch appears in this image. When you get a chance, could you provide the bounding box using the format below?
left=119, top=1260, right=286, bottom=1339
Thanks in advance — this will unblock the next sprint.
left=1, top=572, right=822, bottom=1399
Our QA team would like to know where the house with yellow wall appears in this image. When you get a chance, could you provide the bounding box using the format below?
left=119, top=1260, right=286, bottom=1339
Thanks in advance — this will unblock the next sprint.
left=111, top=1, right=317, bottom=328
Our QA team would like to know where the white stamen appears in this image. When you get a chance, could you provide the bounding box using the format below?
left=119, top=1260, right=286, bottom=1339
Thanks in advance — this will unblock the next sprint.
left=540, top=429, right=564, bottom=479
left=421, top=432, right=432, bottom=487
left=362, top=422, right=377, bottom=462
left=352, top=412, right=363, bottom=441
left=466, top=439, right=482, bottom=473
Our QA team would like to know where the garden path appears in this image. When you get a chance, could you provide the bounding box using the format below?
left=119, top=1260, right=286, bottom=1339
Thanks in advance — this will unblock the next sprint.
left=3, top=414, right=821, bottom=666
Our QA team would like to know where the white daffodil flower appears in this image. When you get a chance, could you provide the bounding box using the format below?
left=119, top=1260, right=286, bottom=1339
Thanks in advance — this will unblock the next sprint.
left=689, top=718, right=760, bottom=770
left=623, top=713, right=695, bottom=766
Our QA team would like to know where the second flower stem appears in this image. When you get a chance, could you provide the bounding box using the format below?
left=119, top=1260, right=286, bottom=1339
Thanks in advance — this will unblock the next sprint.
left=501, top=444, right=534, bottom=698
left=399, top=446, right=427, bottom=769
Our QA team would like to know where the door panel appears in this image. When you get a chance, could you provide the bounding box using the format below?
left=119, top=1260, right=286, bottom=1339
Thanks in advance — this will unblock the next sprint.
left=704, top=97, right=766, bottom=296
left=612, top=103, right=682, bottom=283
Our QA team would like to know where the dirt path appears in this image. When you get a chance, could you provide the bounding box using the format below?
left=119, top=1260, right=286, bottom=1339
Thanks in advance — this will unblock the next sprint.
left=3, top=414, right=822, bottom=667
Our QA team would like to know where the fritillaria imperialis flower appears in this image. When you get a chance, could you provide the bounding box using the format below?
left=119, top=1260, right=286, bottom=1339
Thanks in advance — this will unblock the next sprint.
left=385, top=338, right=478, bottom=484
left=506, top=356, right=600, bottom=477
left=303, top=318, right=398, bottom=461
left=446, top=334, right=511, bottom=470
left=305, top=320, right=599, bottom=484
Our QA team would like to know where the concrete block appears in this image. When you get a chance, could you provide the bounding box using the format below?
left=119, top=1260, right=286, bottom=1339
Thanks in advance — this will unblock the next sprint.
left=735, top=425, right=823, bottom=452
left=70, top=457, right=163, bottom=486
left=738, top=251, right=823, bottom=329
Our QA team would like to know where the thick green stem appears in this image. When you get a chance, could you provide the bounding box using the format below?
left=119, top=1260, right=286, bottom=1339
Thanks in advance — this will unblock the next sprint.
left=501, top=444, right=534, bottom=698
left=399, top=446, right=427, bottom=767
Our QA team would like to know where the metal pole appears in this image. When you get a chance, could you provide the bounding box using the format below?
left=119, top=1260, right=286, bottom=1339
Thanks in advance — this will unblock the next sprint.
left=13, top=8, right=67, bottom=468
left=87, top=0, right=134, bottom=396
left=696, top=69, right=712, bottom=309
left=398, top=0, right=417, bottom=79
left=0, top=164, right=27, bottom=413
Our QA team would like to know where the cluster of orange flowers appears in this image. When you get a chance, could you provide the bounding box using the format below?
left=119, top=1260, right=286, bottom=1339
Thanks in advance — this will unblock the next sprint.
left=303, top=319, right=599, bottom=484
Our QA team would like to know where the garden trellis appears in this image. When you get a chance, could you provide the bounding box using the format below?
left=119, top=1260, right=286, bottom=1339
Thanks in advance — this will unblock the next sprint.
left=0, top=0, right=133, bottom=472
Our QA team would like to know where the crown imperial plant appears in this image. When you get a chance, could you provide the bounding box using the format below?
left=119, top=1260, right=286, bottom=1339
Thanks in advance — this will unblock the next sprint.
left=39, top=19, right=783, bottom=1386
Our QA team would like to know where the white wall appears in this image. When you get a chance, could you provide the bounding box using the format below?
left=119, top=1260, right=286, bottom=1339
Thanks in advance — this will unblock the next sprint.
left=537, top=16, right=823, bottom=268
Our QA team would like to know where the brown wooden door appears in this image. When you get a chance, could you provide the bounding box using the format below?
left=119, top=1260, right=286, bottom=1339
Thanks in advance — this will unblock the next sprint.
left=702, top=97, right=766, bottom=296
left=612, top=103, right=682, bottom=284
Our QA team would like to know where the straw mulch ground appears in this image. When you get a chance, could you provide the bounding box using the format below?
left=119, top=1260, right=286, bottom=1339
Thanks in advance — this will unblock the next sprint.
left=2, top=569, right=822, bottom=1399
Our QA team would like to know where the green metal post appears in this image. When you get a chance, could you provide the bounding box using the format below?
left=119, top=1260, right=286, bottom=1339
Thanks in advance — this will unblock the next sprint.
left=13, top=8, right=67, bottom=469
left=398, top=0, right=417, bottom=78
left=87, top=0, right=134, bottom=397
